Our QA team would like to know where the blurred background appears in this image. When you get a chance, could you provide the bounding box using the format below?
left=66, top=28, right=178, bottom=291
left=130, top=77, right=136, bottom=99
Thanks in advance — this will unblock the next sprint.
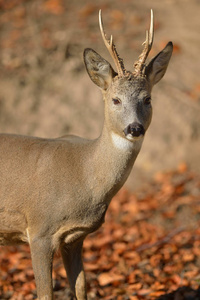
left=0, top=0, right=199, bottom=190
left=0, top=1, right=200, bottom=299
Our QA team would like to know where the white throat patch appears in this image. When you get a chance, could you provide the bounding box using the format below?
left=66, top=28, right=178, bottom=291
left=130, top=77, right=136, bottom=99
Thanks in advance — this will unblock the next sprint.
left=111, top=132, right=143, bottom=152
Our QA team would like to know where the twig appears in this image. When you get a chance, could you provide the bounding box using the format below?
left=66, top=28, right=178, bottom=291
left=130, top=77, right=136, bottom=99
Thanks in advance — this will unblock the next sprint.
left=135, top=226, right=185, bottom=253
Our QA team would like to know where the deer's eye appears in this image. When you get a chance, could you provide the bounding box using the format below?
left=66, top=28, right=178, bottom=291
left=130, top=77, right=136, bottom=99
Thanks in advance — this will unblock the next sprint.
left=144, top=96, right=151, bottom=105
left=112, top=98, right=121, bottom=105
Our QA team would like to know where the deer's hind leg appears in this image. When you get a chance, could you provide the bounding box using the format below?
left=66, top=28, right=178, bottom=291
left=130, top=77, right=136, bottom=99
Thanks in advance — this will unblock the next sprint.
left=61, top=239, right=87, bottom=300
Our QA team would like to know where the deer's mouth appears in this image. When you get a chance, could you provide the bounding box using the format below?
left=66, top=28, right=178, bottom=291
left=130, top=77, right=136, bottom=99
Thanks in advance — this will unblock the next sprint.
left=125, top=134, right=144, bottom=142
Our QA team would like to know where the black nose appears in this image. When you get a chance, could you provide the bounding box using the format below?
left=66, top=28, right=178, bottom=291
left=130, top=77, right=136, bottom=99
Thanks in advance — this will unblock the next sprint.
left=124, top=122, right=145, bottom=137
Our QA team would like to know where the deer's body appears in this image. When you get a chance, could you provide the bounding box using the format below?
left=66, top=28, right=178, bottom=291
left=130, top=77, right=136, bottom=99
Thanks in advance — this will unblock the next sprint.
left=0, top=129, right=140, bottom=246
left=0, top=10, right=173, bottom=300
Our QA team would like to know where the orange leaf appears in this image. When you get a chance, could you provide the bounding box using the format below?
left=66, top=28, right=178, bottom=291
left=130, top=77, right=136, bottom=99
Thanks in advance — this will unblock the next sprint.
left=79, top=4, right=96, bottom=18
left=43, top=0, right=64, bottom=15
left=84, top=263, right=99, bottom=272
left=137, top=288, right=152, bottom=296
left=98, top=272, right=124, bottom=286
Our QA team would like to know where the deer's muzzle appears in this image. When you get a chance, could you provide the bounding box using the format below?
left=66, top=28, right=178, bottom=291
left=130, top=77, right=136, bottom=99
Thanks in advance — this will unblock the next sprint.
left=124, top=122, right=145, bottom=138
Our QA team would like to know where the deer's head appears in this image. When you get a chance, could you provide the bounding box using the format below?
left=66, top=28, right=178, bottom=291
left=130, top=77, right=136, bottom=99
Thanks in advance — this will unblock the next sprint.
left=84, top=10, right=173, bottom=147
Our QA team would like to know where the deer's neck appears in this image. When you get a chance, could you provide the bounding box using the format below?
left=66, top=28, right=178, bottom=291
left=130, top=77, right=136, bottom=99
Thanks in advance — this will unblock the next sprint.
left=89, top=124, right=143, bottom=202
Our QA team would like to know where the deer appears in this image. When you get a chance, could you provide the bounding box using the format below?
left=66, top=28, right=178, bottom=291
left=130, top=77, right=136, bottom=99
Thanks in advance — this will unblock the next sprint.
left=0, top=9, right=173, bottom=300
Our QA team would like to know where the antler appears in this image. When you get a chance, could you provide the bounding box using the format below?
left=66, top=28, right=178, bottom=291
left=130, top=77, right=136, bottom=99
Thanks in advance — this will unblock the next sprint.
left=99, top=10, right=126, bottom=77
left=133, top=9, right=154, bottom=76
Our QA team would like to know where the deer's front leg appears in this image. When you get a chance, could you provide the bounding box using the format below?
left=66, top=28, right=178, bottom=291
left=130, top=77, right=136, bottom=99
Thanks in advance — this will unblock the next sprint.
left=30, top=236, right=54, bottom=300
left=61, top=239, right=87, bottom=300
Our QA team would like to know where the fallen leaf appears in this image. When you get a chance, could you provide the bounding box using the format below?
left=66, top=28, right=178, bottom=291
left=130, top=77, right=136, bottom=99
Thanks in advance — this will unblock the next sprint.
left=98, top=272, right=124, bottom=286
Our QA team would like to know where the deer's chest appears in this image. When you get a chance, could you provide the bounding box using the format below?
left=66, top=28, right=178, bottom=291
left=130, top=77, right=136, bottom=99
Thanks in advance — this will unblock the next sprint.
left=53, top=201, right=108, bottom=248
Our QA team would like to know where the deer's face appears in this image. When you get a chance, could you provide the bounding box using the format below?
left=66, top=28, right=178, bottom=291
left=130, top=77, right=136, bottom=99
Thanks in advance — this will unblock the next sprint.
left=84, top=41, right=172, bottom=145
left=104, top=76, right=152, bottom=142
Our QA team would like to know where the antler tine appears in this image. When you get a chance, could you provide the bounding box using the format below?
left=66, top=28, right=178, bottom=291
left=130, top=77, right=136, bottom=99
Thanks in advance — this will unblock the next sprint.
left=133, top=9, right=154, bottom=76
left=99, top=10, right=125, bottom=77
left=149, top=9, right=154, bottom=49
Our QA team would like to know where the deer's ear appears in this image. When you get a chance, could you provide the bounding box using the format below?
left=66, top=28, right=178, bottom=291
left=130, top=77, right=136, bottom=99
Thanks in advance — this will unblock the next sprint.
left=84, top=48, right=117, bottom=90
left=145, top=42, right=173, bottom=87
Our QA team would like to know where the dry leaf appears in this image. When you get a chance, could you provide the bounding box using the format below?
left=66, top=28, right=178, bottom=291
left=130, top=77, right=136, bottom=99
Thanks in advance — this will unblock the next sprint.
left=98, top=272, right=124, bottom=286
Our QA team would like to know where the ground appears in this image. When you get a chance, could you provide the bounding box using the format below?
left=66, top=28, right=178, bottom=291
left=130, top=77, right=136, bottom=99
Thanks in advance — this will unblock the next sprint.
left=0, top=0, right=200, bottom=299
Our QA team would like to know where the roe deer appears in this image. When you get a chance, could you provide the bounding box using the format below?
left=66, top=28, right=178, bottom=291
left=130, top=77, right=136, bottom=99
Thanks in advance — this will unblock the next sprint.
left=0, top=10, right=173, bottom=300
